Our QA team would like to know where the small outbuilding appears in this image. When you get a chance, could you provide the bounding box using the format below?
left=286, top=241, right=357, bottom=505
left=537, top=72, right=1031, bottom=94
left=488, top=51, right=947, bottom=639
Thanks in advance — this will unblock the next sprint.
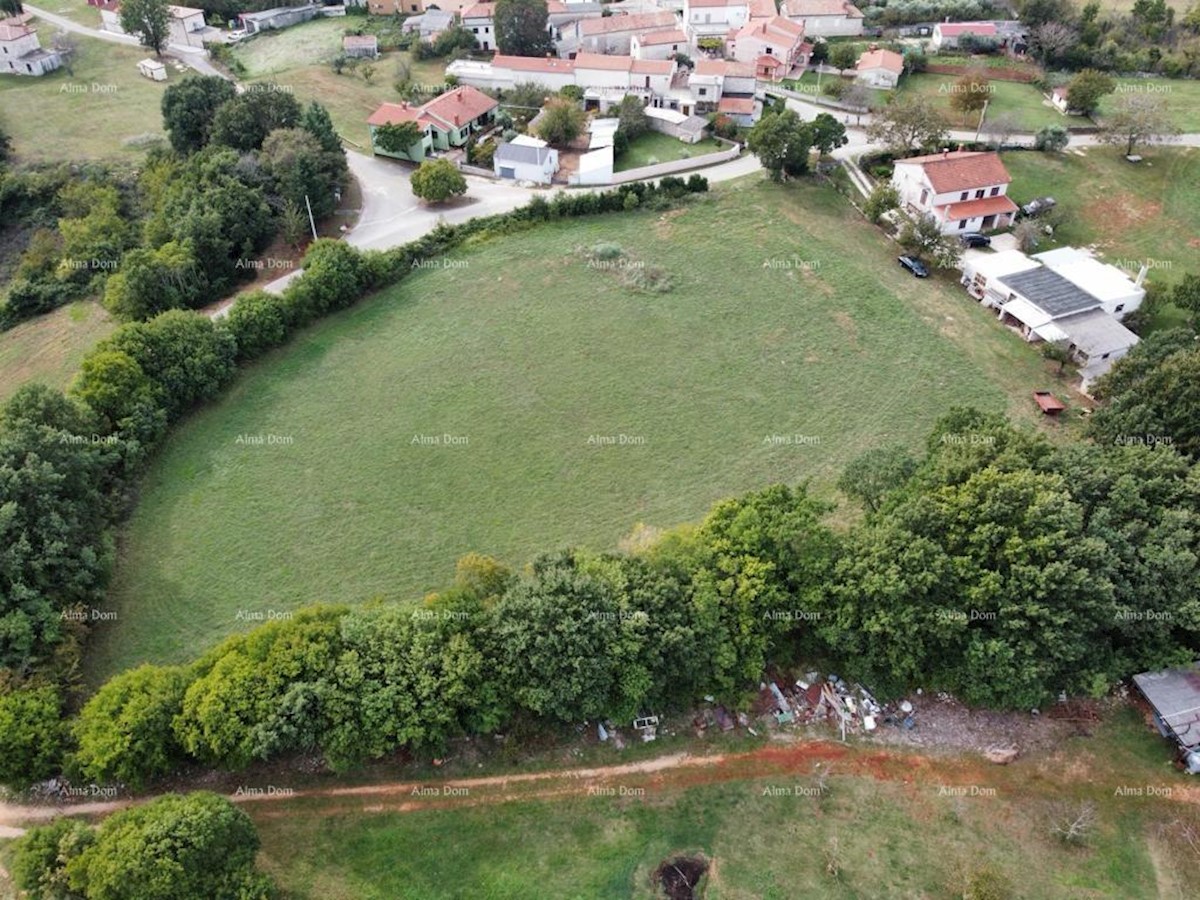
left=342, top=34, right=378, bottom=58
left=493, top=137, right=559, bottom=184
left=1133, top=662, right=1200, bottom=774
left=137, top=57, right=168, bottom=80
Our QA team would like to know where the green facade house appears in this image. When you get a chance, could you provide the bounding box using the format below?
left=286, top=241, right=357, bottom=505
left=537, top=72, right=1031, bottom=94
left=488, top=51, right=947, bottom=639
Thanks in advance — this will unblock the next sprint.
left=368, top=86, right=500, bottom=162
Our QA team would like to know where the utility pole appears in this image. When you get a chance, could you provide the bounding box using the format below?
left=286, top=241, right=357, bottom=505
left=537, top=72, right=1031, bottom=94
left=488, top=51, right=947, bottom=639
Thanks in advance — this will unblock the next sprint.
left=973, top=97, right=990, bottom=145
left=304, top=195, right=318, bottom=242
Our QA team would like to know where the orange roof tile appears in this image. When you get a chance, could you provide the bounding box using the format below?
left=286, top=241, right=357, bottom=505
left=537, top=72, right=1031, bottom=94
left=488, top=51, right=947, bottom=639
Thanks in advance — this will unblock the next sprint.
left=635, top=28, right=687, bottom=45
left=896, top=150, right=1014, bottom=194
left=937, top=194, right=1019, bottom=220
left=856, top=47, right=904, bottom=74
left=492, top=54, right=576, bottom=73
left=419, top=85, right=499, bottom=129
left=580, top=10, right=676, bottom=35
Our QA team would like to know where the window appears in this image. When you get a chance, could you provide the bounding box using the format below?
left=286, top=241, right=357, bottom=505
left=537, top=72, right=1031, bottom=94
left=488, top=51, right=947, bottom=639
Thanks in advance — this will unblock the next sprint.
left=958, top=219, right=968, bottom=229
left=960, top=192, right=968, bottom=201
left=920, top=188, right=929, bottom=204
left=975, top=189, right=984, bottom=199
left=698, top=87, right=707, bottom=96
left=989, top=186, right=999, bottom=196
left=1114, top=304, right=1125, bottom=312
left=472, top=26, right=478, bottom=32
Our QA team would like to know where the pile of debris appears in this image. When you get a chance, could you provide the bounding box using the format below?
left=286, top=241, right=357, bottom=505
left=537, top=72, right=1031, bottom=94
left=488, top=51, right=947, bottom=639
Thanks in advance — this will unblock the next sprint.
left=757, top=671, right=918, bottom=738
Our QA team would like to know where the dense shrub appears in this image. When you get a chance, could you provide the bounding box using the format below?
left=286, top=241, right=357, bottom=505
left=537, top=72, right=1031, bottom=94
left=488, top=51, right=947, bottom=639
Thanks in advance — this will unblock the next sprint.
left=222, top=290, right=289, bottom=361
left=0, top=684, right=67, bottom=787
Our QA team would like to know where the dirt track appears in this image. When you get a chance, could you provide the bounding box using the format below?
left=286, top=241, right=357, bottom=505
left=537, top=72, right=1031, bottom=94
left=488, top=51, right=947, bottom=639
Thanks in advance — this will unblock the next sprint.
left=3, top=737, right=1196, bottom=837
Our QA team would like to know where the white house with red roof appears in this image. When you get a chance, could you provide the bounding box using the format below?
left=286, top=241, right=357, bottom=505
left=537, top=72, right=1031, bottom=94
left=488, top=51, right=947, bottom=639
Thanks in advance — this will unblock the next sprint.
left=728, top=15, right=809, bottom=80
left=854, top=46, right=904, bottom=88
left=630, top=28, right=689, bottom=60
left=448, top=54, right=578, bottom=93
left=683, top=0, right=751, bottom=42
left=892, top=150, right=1018, bottom=234
left=368, top=86, right=499, bottom=162
left=931, top=21, right=997, bottom=51
left=780, top=0, right=863, bottom=36
left=0, top=18, right=61, bottom=76
left=687, top=58, right=756, bottom=113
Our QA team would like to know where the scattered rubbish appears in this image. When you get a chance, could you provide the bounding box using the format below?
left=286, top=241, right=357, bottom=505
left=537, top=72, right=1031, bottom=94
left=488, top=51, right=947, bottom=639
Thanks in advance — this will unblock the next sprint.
left=900, top=701, right=914, bottom=714
left=714, top=706, right=735, bottom=732
left=863, top=715, right=876, bottom=731
left=633, top=715, right=659, bottom=742
left=984, top=746, right=1020, bottom=765
left=598, top=722, right=609, bottom=742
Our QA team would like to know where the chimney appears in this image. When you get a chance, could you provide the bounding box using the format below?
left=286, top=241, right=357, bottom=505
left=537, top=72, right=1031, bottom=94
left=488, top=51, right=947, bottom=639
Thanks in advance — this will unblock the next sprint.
left=1136, top=264, right=1148, bottom=287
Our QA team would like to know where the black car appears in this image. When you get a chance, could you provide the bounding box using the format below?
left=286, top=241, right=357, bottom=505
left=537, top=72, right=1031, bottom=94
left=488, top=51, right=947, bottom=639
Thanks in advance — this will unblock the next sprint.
left=960, top=232, right=991, bottom=248
left=1019, top=196, right=1057, bottom=218
left=898, top=255, right=929, bottom=278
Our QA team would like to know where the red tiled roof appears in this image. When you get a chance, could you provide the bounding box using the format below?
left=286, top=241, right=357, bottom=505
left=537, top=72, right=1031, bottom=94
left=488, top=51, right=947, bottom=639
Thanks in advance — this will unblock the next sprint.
left=783, top=0, right=862, bottom=16
left=896, top=150, right=1013, bottom=194
left=631, top=58, right=674, bottom=74
left=635, top=28, right=687, bottom=45
left=572, top=53, right=673, bottom=74
left=460, top=2, right=493, bottom=18
left=936, top=21, right=997, bottom=36
left=739, top=14, right=805, bottom=41
left=936, top=194, right=1018, bottom=221
left=0, top=21, right=34, bottom=40
left=694, top=58, right=756, bottom=77
left=856, top=47, right=904, bottom=73
left=580, top=10, right=676, bottom=35
left=688, top=0, right=747, bottom=7
left=492, top=54, right=576, bottom=73
left=367, top=102, right=434, bottom=129
left=420, top=85, right=499, bottom=129
left=718, top=96, right=755, bottom=113
left=748, top=0, right=777, bottom=17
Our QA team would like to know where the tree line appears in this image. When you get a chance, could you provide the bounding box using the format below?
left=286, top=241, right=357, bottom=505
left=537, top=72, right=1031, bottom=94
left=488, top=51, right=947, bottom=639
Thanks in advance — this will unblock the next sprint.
left=0, top=76, right=347, bottom=329
left=0, top=177, right=709, bottom=789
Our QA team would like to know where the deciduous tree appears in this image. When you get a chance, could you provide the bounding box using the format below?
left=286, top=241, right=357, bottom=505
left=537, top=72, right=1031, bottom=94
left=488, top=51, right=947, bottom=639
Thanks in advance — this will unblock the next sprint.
left=494, top=0, right=553, bottom=56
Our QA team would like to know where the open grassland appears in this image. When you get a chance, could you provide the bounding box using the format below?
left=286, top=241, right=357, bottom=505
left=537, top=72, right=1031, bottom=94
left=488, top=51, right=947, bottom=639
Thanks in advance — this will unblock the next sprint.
left=1098, top=78, right=1200, bottom=132
left=0, top=26, right=168, bottom=164
left=901, top=72, right=1089, bottom=132
left=91, top=177, right=1072, bottom=682
left=34, top=0, right=103, bottom=27
left=251, top=709, right=1193, bottom=899
left=613, top=132, right=726, bottom=172
left=232, top=18, right=447, bottom=148
left=1001, top=146, right=1200, bottom=329
left=0, top=301, right=115, bottom=405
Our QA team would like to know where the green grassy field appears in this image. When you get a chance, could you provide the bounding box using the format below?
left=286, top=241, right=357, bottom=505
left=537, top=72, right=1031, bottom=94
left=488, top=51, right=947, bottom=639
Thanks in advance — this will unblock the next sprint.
left=0, top=301, right=115, bottom=405
left=0, top=25, right=169, bottom=164
left=613, top=132, right=726, bottom=172
left=250, top=712, right=1191, bottom=900
left=782, top=71, right=888, bottom=110
left=232, top=18, right=448, bottom=148
left=1001, top=146, right=1200, bottom=328
left=901, top=73, right=1089, bottom=132
left=89, top=177, right=1072, bottom=682
left=1098, top=78, right=1200, bottom=132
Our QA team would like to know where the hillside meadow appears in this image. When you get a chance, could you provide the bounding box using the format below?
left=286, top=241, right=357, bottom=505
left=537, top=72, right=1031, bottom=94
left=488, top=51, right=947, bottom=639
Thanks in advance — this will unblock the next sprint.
left=89, top=177, right=1070, bottom=682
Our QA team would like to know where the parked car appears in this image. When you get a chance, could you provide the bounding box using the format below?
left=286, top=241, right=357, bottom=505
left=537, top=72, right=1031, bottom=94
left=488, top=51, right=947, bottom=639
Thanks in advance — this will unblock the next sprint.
left=226, top=28, right=247, bottom=42
left=1019, top=197, right=1056, bottom=218
left=898, top=255, right=929, bottom=278
left=960, top=232, right=991, bottom=248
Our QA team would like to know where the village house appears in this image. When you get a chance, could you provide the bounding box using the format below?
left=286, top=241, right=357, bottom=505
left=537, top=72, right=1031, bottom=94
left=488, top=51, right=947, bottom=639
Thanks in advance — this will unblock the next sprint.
left=716, top=95, right=758, bottom=125
left=959, top=247, right=1145, bottom=388
left=564, top=10, right=678, bottom=56
left=747, top=0, right=778, bottom=22
left=493, top=134, right=560, bottom=183
left=854, top=46, right=904, bottom=88
left=727, top=15, right=809, bottom=81
left=892, top=150, right=1017, bottom=233
left=368, top=85, right=499, bottom=161
left=687, top=58, right=756, bottom=114
left=401, top=8, right=455, bottom=41
left=930, top=20, right=997, bottom=51
left=461, top=2, right=496, bottom=50
left=342, top=34, right=379, bottom=58
left=0, top=18, right=62, bottom=76
left=779, top=0, right=863, bottom=36
left=1048, top=85, right=1083, bottom=115
left=682, top=0, right=751, bottom=44
left=99, top=2, right=209, bottom=47
left=630, top=28, right=689, bottom=61
left=573, top=52, right=675, bottom=110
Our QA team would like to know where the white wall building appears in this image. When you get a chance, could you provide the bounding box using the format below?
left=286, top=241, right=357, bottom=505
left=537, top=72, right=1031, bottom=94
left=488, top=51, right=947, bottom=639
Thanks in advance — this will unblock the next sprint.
left=0, top=19, right=62, bottom=76
left=891, top=150, right=1018, bottom=234
left=630, top=28, right=688, bottom=60
left=682, top=0, right=750, bottom=42
left=854, top=46, right=904, bottom=88
left=931, top=21, right=997, bottom=51
left=494, top=136, right=560, bottom=183
left=780, top=0, right=863, bottom=36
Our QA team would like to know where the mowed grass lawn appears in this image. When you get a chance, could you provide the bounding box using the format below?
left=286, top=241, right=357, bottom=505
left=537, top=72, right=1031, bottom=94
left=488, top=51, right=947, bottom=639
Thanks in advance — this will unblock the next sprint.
left=1098, top=78, right=1200, bottom=132
left=0, top=26, right=168, bottom=164
left=901, top=73, right=1089, bottom=132
left=0, top=301, right=115, bottom=405
left=233, top=18, right=448, bottom=147
left=92, top=178, right=1067, bottom=681
left=613, top=131, right=726, bottom=172
left=1002, top=146, right=1200, bottom=328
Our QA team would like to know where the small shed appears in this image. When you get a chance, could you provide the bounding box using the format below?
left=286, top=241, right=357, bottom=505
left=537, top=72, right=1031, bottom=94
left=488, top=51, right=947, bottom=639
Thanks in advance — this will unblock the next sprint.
left=1133, top=662, right=1200, bottom=774
left=493, top=139, right=559, bottom=184
left=342, top=34, right=378, bottom=58
left=574, top=145, right=613, bottom=185
left=137, top=58, right=167, bottom=81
